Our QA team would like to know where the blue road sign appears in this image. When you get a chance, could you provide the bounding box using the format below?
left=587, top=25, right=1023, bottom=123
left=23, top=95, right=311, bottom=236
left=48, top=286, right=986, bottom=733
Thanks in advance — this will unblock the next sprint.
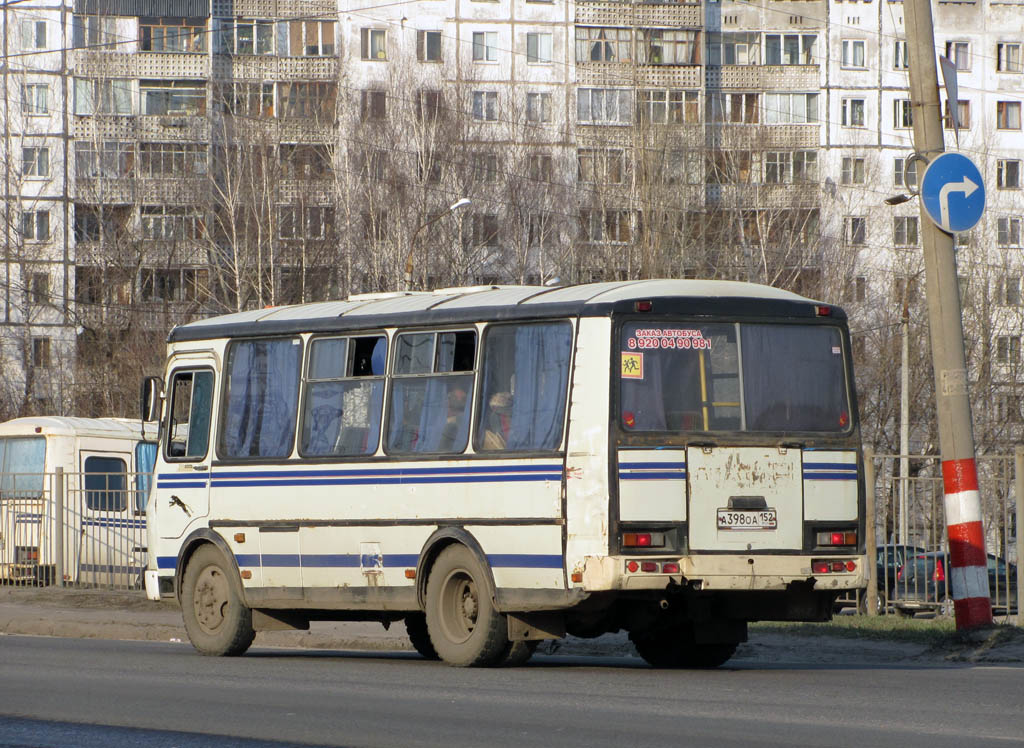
left=919, top=152, right=985, bottom=233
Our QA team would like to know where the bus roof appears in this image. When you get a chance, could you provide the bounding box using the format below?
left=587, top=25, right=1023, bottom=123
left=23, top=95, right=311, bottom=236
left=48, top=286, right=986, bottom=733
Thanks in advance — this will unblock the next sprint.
left=0, top=416, right=156, bottom=441
left=169, top=279, right=843, bottom=343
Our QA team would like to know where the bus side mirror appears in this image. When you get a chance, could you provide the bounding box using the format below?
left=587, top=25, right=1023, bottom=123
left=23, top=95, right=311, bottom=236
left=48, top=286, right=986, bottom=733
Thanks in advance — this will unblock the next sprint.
left=141, top=376, right=162, bottom=422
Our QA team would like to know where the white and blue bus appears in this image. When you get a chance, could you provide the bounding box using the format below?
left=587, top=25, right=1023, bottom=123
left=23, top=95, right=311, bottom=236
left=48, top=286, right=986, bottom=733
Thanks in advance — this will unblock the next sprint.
left=143, top=280, right=866, bottom=667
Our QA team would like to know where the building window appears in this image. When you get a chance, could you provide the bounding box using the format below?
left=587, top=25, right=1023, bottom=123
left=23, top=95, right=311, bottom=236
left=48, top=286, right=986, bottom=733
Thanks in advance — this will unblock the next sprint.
left=72, top=15, right=115, bottom=49
left=526, top=92, right=552, bottom=123
left=278, top=82, right=336, bottom=120
left=998, top=217, right=1022, bottom=247
left=280, top=144, right=332, bottom=178
left=841, top=97, right=865, bottom=127
left=764, top=151, right=815, bottom=184
left=763, top=93, right=817, bottom=124
left=140, top=267, right=208, bottom=302
left=942, top=99, right=970, bottom=129
left=841, top=156, right=865, bottom=185
left=417, top=30, right=442, bottom=62
left=707, top=92, right=759, bottom=123
left=998, top=275, right=1022, bottom=306
left=352, top=149, right=388, bottom=180
left=894, top=39, right=909, bottom=70
left=22, top=83, right=48, bottom=115
left=577, top=88, right=632, bottom=124
left=894, top=157, right=918, bottom=188
left=288, top=19, right=334, bottom=56
left=997, top=42, right=1022, bottom=73
left=21, top=210, right=49, bottom=241
left=21, top=20, right=46, bottom=50
left=997, top=394, right=1024, bottom=423
left=764, top=33, right=816, bottom=65
left=416, top=90, right=443, bottom=122
left=30, top=272, right=50, bottom=305
left=473, top=31, right=499, bottom=62
left=466, top=214, right=500, bottom=247
left=140, top=17, right=206, bottom=53
left=998, top=159, right=1022, bottom=189
left=997, top=336, right=1022, bottom=365
left=221, top=81, right=274, bottom=117
left=637, top=90, right=698, bottom=124
left=360, top=28, right=386, bottom=60
left=575, top=27, right=631, bottom=63
left=578, top=148, right=626, bottom=185
left=527, top=32, right=552, bottom=63
left=141, top=206, right=204, bottom=240
left=279, top=206, right=334, bottom=240
left=945, top=40, right=970, bottom=70
left=139, top=143, right=207, bottom=177
left=997, top=101, right=1022, bottom=130
left=893, top=276, right=919, bottom=305
left=32, top=337, right=51, bottom=368
left=140, top=80, right=205, bottom=115
left=360, top=90, right=386, bottom=121
left=894, top=216, right=919, bottom=247
left=637, top=29, right=700, bottom=65
left=221, top=19, right=273, bottom=54
left=472, top=152, right=500, bottom=184
left=527, top=153, right=552, bottom=182
left=894, top=98, right=913, bottom=128
left=844, top=216, right=866, bottom=246
left=580, top=210, right=632, bottom=243
left=472, top=91, right=498, bottom=122
left=841, top=39, right=866, bottom=68
left=22, top=147, right=49, bottom=178
left=74, top=79, right=132, bottom=115
left=706, top=32, right=759, bottom=65
left=847, top=276, right=867, bottom=303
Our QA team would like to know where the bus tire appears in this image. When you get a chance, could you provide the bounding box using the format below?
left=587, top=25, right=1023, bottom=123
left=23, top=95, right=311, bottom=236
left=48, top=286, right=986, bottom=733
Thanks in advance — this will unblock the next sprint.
left=181, top=544, right=255, bottom=657
left=404, top=612, right=439, bottom=660
left=425, top=544, right=508, bottom=667
left=629, top=629, right=737, bottom=669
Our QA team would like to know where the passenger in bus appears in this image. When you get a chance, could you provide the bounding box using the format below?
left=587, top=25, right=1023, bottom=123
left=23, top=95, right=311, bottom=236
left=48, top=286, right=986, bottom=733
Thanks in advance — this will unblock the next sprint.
left=482, top=392, right=513, bottom=450
left=439, top=385, right=469, bottom=451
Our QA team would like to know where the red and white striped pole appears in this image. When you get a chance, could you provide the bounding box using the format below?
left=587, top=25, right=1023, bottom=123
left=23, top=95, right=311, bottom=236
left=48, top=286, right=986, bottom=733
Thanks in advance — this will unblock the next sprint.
left=942, top=459, right=992, bottom=628
left=904, top=0, right=993, bottom=630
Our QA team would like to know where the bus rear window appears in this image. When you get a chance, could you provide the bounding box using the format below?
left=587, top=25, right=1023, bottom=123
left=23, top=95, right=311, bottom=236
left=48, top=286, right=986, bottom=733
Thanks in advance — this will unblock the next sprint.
left=620, top=322, right=850, bottom=433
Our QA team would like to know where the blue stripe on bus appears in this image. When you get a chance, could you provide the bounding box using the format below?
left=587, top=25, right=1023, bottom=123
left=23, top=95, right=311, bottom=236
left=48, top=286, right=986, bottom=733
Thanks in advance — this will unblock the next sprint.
left=157, top=481, right=208, bottom=488
left=210, top=473, right=561, bottom=488
left=82, top=518, right=146, bottom=529
left=209, top=464, right=562, bottom=479
left=157, top=552, right=561, bottom=571
left=803, top=462, right=857, bottom=471
left=803, top=473, right=858, bottom=481
left=618, top=461, right=686, bottom=470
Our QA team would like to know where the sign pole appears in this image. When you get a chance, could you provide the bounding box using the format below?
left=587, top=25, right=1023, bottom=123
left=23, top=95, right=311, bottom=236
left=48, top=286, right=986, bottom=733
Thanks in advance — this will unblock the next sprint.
left=905, top=0, right=991, bottom=627
left=904, top=0, right=992, bottom=629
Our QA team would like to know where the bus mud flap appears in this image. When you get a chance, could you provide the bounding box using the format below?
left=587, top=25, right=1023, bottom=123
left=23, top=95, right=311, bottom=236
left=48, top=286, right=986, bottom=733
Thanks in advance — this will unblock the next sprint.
left=507, top=612, right=566, bottom=641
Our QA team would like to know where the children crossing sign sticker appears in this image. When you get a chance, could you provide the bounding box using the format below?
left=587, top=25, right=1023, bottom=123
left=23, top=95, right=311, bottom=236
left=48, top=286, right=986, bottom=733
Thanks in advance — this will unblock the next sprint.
left=919, top=152, right=986, bottom=234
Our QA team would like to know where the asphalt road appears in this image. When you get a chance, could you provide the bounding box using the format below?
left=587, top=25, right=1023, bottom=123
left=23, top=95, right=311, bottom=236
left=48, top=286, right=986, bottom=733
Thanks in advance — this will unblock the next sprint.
left=1, top=635, right=1022, bottom=748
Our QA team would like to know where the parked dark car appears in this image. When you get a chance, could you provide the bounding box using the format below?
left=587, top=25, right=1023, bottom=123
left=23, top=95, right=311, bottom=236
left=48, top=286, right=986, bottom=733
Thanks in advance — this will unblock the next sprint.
left=891, top=551, right=1019, bottom=616
left=835, top=544, right=926, bottom=614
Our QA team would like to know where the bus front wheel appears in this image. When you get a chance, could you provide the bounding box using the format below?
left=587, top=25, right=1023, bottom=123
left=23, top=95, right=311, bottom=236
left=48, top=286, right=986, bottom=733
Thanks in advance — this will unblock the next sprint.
left=425, top=544, right=509, bottom=667
left=181, top=544, right=255, bottom=656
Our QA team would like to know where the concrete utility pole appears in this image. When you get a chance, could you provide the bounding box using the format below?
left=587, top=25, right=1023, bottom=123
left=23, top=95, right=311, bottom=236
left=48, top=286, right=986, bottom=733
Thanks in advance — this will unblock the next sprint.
left=904, top=0, right=992, bottom=629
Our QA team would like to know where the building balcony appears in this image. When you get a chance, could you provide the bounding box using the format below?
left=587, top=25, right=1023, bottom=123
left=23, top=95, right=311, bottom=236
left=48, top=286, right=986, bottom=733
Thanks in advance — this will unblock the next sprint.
left=71, top=50, right=210, bottom=79
left=212, top=55, right=339, bottom=81
left=706, top=64, right=821, bottom=91
left=575, top=1, right=701, bottom=28
left=576, top=62, right=703, bottom=88
left=704, top=123, right=821, bottom=149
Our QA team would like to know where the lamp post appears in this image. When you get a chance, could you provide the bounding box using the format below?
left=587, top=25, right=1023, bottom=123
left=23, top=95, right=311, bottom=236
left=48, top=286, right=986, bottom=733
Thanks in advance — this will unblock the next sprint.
left=404, top=198, right=471, bottom=291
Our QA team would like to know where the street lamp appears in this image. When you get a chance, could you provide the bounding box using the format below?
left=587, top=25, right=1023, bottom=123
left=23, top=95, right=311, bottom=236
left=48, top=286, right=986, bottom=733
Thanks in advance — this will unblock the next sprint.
left=404, top=198, right=471, bottom=290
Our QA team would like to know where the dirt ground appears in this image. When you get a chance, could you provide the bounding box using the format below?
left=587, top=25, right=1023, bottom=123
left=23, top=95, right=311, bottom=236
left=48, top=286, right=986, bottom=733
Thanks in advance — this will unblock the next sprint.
left=2, top=586, right=1023, bottom=665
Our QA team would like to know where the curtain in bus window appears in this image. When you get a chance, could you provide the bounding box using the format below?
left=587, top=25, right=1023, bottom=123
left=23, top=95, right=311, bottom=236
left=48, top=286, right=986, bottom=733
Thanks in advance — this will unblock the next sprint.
left=222, top=339, right=301, bottom=458
left=741, top=325, right=849, bottom=432
left=506, top=323, right=572, bottom=450
left=134, top=441, right=157, bottom=511
left=185, top=370, right=214, bottom=458
left=0, top=436, right=46, bottom=496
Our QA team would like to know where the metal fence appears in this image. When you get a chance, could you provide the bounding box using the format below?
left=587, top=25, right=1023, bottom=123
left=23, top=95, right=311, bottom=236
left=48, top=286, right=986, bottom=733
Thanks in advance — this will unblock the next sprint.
left=850, top=448, right=1022, bottom=619
left=1, top=468, right=149, bottom=590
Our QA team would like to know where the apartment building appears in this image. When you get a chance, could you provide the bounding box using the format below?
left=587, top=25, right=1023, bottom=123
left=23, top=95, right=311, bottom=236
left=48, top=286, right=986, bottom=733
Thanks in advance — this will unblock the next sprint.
left=0, top=0, right=1022, bottom=436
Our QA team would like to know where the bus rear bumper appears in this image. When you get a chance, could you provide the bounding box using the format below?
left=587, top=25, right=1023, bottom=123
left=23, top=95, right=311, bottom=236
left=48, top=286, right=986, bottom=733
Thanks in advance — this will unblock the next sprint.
left=581, top=554, right=869, bottom=593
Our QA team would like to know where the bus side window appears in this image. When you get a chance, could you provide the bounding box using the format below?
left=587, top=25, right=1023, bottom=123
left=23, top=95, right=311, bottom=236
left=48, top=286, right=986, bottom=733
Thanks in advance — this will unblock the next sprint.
left=387, top=330, right=476, bottom=454
left=167, top=369, right=215, bottom=460
left=475, top=322, right=572, bottom=452
left=84, top=455, right=127, bottom=512
left=301, top=335, right=386, bottom=457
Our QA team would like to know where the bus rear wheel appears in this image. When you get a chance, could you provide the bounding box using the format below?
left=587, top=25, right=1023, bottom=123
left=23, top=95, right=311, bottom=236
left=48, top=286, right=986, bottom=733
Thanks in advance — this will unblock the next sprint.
left=181, top=544, right=255, bottom=656
left=629, top=627, right=737, bottom=669
left=425, top=545, right=508, bottom=667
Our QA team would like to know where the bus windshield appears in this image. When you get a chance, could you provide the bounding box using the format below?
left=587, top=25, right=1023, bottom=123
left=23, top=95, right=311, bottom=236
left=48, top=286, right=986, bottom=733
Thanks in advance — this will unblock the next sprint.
left=620, top=322, right=850, bottom=433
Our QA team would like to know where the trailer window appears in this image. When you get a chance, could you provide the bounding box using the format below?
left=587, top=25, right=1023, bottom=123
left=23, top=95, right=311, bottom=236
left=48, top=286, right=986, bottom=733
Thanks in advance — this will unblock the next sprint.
left=84, top=455, right=127, bottom=512
left=0, top=436, right=45, bottom=497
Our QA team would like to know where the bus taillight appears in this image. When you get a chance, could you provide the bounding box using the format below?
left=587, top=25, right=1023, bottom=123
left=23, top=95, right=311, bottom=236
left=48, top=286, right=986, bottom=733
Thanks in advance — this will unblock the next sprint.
left=622, top=532, right=665, bottom=548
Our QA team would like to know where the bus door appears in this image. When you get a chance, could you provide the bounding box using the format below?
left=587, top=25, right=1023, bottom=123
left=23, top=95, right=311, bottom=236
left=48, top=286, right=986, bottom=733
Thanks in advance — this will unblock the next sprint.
left=78, top=449, right=139, bottom=586
left=158, top=364, right=217, bottom=540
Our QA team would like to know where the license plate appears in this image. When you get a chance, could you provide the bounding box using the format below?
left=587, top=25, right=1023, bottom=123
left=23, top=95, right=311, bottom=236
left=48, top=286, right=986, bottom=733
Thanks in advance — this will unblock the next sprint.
left=717, top=508, right=777, bottom=530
